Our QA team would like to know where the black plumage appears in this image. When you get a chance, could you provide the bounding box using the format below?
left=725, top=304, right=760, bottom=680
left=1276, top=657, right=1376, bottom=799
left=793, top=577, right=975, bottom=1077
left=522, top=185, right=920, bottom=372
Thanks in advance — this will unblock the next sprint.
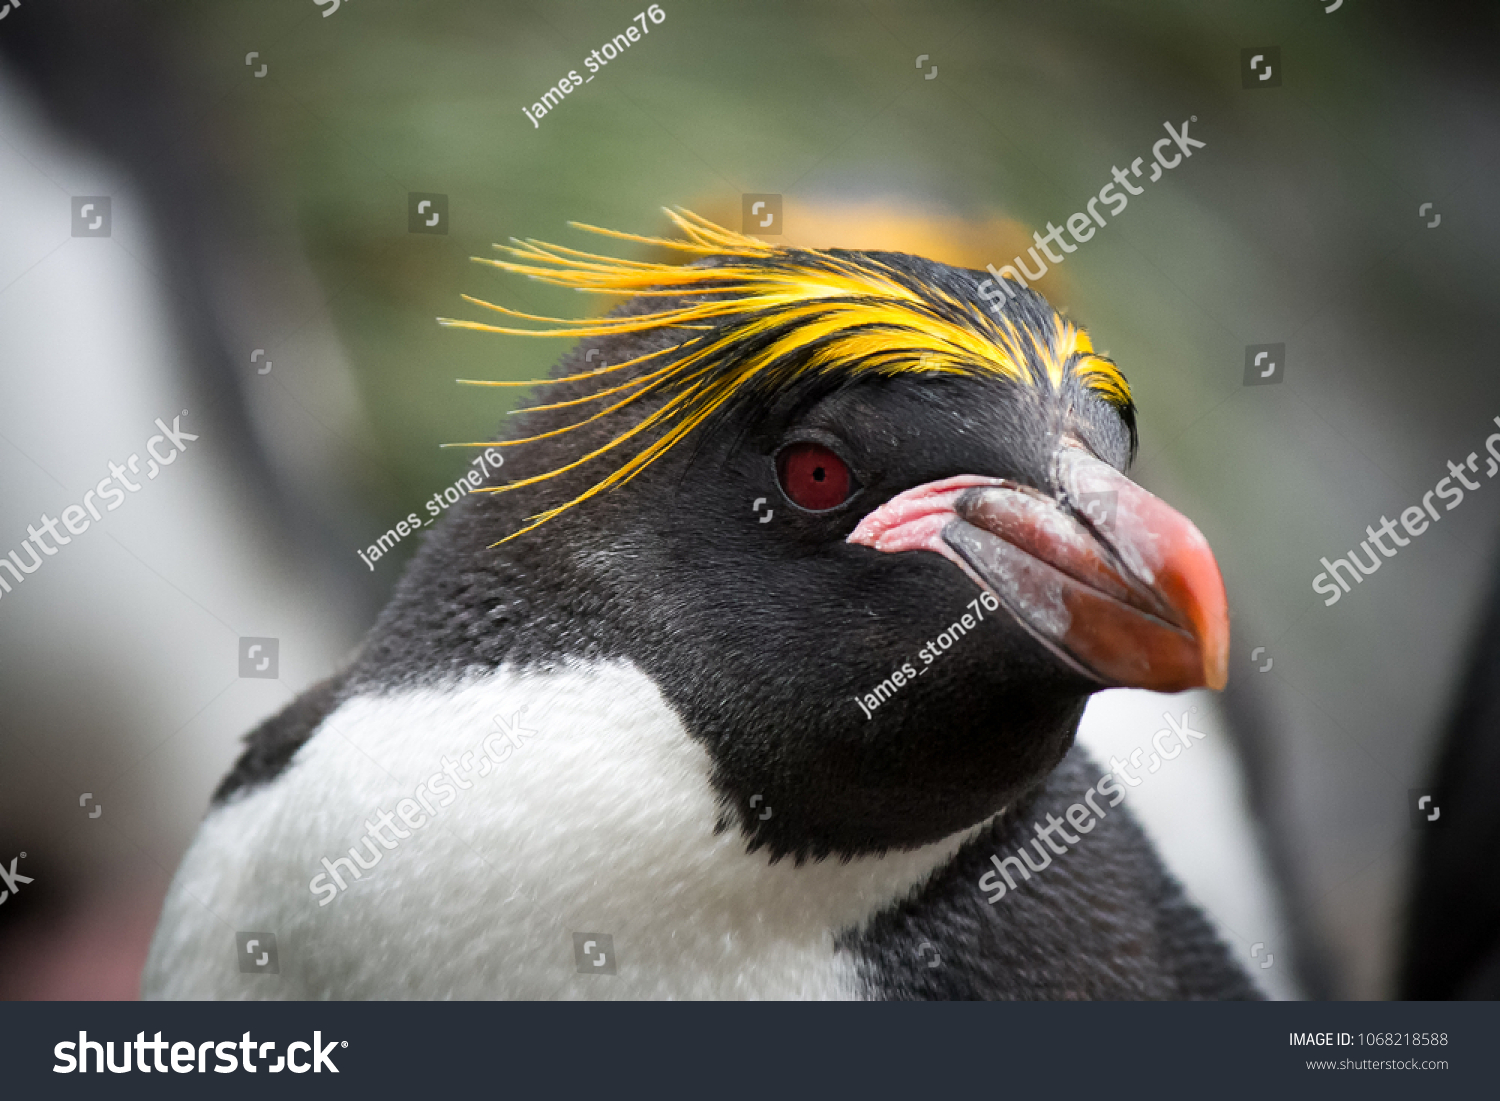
left=1401, top=571, right=1500, bottom=998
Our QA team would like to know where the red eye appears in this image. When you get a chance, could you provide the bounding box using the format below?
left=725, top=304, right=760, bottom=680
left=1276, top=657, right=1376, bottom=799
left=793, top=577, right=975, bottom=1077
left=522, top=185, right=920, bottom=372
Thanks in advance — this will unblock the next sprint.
left=776, top=442, right=856, bottom=511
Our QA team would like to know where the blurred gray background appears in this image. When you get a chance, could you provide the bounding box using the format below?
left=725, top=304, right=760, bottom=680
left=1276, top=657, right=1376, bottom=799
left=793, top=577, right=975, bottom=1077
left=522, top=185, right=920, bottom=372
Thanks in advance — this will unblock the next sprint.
left=1, top=0, right=1497, bottom=1000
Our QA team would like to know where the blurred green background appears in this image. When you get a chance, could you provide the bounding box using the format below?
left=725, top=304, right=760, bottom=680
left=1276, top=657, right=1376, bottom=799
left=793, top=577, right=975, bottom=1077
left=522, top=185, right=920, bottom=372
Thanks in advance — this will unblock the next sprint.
left=156, top=0, right=1500, bottom=585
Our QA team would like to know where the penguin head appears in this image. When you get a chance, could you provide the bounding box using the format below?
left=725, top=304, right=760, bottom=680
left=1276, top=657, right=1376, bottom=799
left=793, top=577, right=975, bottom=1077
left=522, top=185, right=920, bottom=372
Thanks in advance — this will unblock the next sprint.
left=435, top=211, right=1228, bottom=861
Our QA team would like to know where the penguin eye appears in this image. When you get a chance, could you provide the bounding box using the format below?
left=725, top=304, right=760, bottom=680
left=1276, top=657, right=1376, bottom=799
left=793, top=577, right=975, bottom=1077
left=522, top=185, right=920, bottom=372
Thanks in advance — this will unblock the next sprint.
left=776, top=442, right=857, bottom=511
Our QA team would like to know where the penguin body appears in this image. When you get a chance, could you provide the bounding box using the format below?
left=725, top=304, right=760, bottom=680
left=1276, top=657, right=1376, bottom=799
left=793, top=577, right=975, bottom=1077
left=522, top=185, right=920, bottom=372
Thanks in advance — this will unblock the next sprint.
left=148, top=661, right=1000, bottom=999
left=146, top=661, right=1249, bottom=999
left=144, top=214, right=1256, bottom=999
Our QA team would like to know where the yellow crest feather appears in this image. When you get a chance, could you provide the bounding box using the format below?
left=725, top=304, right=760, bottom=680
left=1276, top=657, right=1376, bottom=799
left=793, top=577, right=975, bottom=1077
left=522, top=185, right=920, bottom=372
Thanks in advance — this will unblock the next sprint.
left=440, top=209, right=1132, bottom=542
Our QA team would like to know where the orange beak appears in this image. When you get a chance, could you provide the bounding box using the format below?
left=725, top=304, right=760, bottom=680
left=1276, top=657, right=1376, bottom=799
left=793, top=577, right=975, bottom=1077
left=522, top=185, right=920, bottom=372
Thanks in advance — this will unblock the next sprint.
left=848, top=448, right=1229, bottom=693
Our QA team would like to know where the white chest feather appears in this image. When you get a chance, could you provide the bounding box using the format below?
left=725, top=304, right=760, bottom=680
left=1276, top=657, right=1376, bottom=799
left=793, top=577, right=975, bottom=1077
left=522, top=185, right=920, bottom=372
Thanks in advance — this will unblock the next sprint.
left=143, top=661, right=979, bottom=1000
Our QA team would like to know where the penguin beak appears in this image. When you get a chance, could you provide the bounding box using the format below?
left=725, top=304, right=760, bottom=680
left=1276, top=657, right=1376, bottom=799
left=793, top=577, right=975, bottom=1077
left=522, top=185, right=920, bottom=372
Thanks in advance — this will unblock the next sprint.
left=847, top=447, right=1229, bottom=693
